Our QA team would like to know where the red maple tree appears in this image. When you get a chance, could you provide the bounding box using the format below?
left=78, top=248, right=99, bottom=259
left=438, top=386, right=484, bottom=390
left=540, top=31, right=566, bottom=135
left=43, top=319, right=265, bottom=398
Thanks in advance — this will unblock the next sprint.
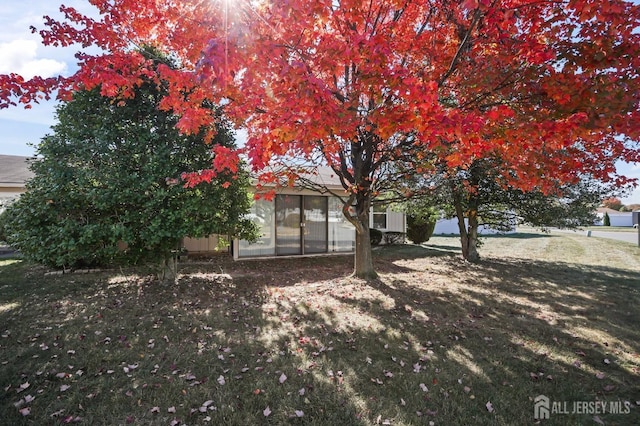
left=1, top=0, right=639, bottom=277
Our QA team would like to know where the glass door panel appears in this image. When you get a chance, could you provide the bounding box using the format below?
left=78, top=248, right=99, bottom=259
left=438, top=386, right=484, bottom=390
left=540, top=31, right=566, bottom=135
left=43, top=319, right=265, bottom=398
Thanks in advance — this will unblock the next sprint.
left=303, top=196, right=328, bottom=254
left=276, top=195, right=302, bottom=255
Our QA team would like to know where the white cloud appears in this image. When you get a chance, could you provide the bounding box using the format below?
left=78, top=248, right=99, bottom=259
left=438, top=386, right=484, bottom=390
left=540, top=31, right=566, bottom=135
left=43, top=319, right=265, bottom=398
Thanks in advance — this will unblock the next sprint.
left=0, top=39, right=67, bottom=79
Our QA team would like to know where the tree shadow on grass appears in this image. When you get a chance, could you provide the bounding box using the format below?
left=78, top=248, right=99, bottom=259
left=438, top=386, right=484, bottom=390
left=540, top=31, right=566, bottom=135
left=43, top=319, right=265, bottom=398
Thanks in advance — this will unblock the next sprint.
left=2, top=244, right=639, bottom=425
left=334, top=254, right=640, bottom=425
left=218, top=246, right=640, bottom=424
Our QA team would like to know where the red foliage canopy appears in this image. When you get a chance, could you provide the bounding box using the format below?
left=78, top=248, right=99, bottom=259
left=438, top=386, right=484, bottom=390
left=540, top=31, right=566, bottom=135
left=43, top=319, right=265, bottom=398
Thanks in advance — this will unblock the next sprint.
left=1, top=0, right=639, bottom=192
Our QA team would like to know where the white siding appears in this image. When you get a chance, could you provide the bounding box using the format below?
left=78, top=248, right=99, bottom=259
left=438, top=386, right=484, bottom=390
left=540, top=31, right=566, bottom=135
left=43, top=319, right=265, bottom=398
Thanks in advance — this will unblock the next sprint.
left=370, top=208, right=405, bottom=233
left=386, top=211, right=406, bottom=233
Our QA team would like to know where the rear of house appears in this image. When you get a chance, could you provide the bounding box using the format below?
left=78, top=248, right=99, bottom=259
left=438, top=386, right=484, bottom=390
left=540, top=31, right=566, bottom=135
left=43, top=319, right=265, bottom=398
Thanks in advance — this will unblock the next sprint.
left=232, top=190, right=356, bottom=258
left=233, top=191, right=406, bottom=259
left=184, top=167, right=406, bottom=259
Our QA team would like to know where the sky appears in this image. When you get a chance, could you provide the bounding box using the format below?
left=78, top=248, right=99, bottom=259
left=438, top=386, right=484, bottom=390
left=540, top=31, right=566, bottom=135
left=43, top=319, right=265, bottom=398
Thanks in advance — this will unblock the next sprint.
left=1, top=1, right=639, bottom=205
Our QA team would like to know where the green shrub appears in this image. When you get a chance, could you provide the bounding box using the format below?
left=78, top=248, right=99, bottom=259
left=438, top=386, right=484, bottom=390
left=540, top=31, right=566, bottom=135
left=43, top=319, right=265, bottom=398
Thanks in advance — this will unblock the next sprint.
left=603, top=212, right=611, bottom=226
left=406, top=215, right=436, bottom=244
left=3, top=49, right=257, bottom=271
left=370, top=228, right=383, bottom=246
left=383, top=231, right=406, bottom=245
left=0, top=209, right=8, bottom=243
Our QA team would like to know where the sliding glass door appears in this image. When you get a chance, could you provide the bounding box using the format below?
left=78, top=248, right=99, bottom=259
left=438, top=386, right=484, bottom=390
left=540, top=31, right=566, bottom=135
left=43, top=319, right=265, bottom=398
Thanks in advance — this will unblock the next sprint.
left=238, top=194, right=354, bottom=258
left=275, top=195, right=329, bottom=255
left=276, top=195, right=302, bottom=255
left=303, top=196, right=328, bottom=254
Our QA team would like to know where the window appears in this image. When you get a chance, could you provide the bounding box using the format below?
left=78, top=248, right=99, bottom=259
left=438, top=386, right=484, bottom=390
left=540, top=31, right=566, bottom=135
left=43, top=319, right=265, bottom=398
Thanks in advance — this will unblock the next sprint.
left=372, top=205, right=387, bottom=230
left=329, top=197, right=355, bottom=252
left=238, top=198, right=275, bottom=257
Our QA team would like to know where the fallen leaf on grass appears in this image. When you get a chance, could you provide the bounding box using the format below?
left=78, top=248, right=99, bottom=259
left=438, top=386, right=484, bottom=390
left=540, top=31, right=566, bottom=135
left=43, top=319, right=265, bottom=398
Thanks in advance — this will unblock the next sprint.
left=217, top=375, right=226, bottom=385
left=593, top=415, right=605, bottom=425
left=150, top=407, right=160, bottom=413
left=19, top=407, right=31, bottom=416
left=60, top=385, right=71, bottom=392
left=279, top=373, right=287, bottom=384
left=199, top=399, right=216, bottom=412
left=595, top=372, right=605, bottom=379
left=17, top=382, right=30, bottom=393
left=419, top=383, right=429, bottom=392
left=263, top=406, right=271, bottom=417
left=168, top=407, right=176, bottom=413
left=294, top=410, right=304, bottom=417
left=486, top=401, right=494, bottom=413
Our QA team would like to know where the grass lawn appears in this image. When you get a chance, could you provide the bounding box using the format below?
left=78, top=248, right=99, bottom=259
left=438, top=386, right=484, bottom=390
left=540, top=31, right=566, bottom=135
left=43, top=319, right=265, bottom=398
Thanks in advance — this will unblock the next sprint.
left=1, top=231, right=639, bottom=425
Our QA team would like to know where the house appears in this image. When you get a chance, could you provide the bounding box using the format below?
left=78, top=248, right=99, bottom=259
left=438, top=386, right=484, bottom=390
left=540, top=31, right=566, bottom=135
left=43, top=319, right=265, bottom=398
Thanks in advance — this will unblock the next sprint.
left=184, top=167, right=406, bottom=259
left=0, top=155, right=34, bottom=211
left=595, top=207, right=634, bottom=227
left=432, top=217, right=515, bottom=235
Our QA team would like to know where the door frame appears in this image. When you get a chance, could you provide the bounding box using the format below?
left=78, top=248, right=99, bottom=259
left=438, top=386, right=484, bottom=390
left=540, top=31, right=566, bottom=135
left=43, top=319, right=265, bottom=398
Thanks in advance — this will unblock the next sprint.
left=275, top=194, right=329, bottom=256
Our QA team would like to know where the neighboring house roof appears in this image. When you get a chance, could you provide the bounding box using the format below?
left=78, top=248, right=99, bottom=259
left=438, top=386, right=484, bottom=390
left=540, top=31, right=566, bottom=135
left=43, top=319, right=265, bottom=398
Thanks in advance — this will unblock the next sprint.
left=0, top=155, right=34, bottom=188
left=596, top=207, right=631, bottom=215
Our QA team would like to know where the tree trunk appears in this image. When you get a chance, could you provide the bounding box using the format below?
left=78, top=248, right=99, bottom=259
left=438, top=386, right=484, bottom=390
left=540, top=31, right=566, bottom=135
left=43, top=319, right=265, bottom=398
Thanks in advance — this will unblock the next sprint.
left=158, top=255, right=178, bottom=283
left=158, top=243, right=180, bottom=283
left=342, top=194, right=377, bottom=280
left=464, top=209, right=480, bottom=262
left=453, top=196, right=480, bottom=263
left=354, top=217, right=377, bottom=280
